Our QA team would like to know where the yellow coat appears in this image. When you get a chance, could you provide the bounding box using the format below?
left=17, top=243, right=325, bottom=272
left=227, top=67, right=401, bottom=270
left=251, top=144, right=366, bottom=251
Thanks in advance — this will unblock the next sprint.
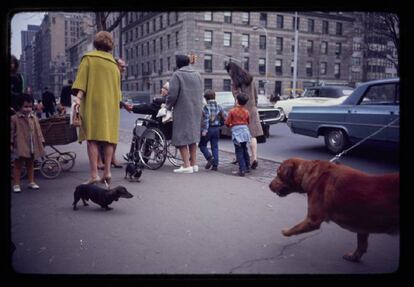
left=72, top=50, right=121, bottom=144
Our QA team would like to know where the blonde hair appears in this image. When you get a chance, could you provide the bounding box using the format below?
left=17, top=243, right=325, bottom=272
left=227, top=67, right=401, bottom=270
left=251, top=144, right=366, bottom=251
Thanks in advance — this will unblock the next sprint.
left=93, top=31, right=114, bottom=52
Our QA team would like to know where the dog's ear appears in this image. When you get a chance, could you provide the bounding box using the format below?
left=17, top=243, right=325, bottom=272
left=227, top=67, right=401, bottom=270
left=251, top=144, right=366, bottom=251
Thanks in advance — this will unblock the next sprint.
left=278, top=161, right=295, bottom=182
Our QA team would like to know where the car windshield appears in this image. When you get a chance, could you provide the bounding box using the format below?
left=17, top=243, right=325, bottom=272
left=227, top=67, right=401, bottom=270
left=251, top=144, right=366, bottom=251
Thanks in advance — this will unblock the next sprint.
left=215, top=92, right=235, bottom=105
left=302, top=87, right=354, bottom=99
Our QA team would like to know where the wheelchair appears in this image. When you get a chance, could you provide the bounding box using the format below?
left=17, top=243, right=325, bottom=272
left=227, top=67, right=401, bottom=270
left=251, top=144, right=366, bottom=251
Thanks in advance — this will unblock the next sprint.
left=126, top=115, right=183, bottom=170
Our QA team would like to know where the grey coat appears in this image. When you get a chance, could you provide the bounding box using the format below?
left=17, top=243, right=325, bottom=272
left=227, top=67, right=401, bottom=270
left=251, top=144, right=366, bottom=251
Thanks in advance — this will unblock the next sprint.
left=166, top=66, right=203, bottom=146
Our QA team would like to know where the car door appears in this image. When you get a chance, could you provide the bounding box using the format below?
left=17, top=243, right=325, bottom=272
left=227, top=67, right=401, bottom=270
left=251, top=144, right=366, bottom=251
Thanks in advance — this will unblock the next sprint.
left=344, top=82, right=399, bottom=142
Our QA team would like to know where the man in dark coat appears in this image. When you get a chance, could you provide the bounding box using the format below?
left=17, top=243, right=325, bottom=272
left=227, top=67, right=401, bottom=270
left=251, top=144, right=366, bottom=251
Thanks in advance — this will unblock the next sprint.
left=42, top=87, right=56, bottom=118
left=60, top=79, right=73, bottom=113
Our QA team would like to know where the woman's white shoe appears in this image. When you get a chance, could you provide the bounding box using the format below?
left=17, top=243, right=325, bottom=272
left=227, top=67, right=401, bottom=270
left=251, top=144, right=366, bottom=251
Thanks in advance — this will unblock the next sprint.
left=173, top=166, right=194, bottom=173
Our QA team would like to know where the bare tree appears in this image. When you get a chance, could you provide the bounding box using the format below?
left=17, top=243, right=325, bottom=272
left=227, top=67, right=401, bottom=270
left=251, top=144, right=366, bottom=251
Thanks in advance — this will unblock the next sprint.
left=361, top=12, right=400, bottom=77
left=94, top=12, right=127, bottom=32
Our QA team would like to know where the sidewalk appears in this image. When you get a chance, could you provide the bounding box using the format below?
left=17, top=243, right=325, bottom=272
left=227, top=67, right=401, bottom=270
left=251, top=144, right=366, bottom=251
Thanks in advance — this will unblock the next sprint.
left=10, top=137, right=399, bottom=275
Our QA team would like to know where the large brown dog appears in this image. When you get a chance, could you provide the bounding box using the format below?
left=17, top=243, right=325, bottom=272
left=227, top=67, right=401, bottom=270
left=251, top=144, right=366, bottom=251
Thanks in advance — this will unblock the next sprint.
left=269, top=157, right=399, bottom=262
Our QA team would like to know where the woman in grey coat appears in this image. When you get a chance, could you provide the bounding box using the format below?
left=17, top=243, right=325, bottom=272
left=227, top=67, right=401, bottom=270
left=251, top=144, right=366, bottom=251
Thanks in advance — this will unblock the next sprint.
left=166, top=54, right=203, bottom=173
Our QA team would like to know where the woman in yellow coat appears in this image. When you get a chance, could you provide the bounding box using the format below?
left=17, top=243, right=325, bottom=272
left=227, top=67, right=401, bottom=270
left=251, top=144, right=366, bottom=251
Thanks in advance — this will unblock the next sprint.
left=72, top=31, right=121, bottom=185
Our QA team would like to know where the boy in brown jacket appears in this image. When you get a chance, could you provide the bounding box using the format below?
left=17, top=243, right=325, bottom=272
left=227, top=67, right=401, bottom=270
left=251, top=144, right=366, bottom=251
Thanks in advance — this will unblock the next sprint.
left=11, top=93, right=45, bottom=192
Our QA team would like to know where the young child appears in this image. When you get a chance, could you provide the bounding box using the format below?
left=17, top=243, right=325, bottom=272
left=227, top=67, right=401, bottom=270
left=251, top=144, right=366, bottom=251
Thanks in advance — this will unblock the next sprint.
left=199, top=89, right=226, bottom=171
left=11, top=93, right=45, bottom=192
left=225, top=93, right=251, bottom=176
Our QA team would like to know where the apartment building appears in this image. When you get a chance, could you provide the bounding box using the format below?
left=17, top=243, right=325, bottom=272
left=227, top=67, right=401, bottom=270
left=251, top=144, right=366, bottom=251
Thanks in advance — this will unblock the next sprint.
left=121, top=11, right=355, bottom=97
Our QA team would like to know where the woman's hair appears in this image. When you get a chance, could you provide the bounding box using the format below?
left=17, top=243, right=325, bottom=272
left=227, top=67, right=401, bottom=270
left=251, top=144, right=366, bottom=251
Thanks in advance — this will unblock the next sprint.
left=93, top=31, right=114, bottom=52
left=11, top=54, right=19, bottom=72
left=203, top=89, right=216, bottom=101
left=225, top=62, right=253, bottom=88
left=16, top=93, right=34, bottom=109
left=236, top=93, right=249, bottom=106
left=175, top=54, right=190, bottom=69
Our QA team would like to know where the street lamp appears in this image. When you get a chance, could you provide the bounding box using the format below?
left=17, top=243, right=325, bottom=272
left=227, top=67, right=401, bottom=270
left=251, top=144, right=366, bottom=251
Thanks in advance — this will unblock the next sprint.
left=253, top=25, right=268, bottom=95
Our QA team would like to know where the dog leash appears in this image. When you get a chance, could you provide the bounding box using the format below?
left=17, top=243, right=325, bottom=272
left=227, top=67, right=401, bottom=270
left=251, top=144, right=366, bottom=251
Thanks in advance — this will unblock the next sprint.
left=330, top=117, right=399, bottom=163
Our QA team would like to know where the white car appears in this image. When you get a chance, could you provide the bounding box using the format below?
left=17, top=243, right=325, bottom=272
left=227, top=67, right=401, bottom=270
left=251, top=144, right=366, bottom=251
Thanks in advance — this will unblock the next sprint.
left=274, top=86, right=354, bottom=122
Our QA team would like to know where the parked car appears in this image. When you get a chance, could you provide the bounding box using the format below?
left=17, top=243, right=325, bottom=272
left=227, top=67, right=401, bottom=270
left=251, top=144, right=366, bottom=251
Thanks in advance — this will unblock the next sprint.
left=287, top=78, right=400, bottom=154
left=214, top=91, right=279, bottom=137
left=274, top=85, right=354, bottom=122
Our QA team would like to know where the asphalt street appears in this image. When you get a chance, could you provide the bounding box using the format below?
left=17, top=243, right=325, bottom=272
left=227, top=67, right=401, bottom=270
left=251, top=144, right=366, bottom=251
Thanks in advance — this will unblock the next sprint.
left=9, top=134, right=400, bottom=275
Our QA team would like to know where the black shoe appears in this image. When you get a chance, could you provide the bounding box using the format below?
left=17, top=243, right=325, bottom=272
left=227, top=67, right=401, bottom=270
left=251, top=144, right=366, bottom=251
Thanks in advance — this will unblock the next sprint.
left=237, top=171, right=245, bottom=177
left=211, top=166, right=218, bottom=171
left=251, top=160, right=258, bottom=170
left=205, top=157, right=214, bottom=169
left=245, top=169, right=251, bottom=173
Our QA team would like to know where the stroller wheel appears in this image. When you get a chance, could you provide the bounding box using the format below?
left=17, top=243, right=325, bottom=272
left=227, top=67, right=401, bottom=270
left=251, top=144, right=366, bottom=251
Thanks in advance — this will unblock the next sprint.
left=40, top=158, right=61, bottom=179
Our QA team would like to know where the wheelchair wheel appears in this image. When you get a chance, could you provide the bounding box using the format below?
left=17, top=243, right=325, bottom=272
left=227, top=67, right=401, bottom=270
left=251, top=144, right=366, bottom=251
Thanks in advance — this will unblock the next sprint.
left=57, top=153, right=76, bottom=171
left=40, top=158, right=61, bottom=179
left=167, top=142, right=183, bottom=167
left=137, top=128, right=167, bottom=170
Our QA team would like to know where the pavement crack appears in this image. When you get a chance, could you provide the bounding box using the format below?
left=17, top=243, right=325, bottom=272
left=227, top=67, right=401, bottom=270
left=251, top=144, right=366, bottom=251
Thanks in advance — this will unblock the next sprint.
left=228, top=230, right=322, bottom=274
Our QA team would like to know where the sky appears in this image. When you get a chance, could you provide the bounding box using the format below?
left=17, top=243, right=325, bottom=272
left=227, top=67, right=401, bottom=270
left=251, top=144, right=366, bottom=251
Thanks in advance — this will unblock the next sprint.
left=10, top=12, right=46, bottom=58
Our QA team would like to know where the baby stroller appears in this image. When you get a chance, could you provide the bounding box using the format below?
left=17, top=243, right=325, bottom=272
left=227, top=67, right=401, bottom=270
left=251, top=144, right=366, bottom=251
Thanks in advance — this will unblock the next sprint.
left=125, top=115, right=183, bottom=170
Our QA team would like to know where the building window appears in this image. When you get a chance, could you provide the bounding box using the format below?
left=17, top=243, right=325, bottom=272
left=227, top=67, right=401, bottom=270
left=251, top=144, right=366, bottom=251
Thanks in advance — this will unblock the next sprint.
left=336, top=22, right=343, bottom=35
left=258, top=80, right=265, bottom=94
left=167, top=12, right=170, bottom=25
left=259, top=58, right=266, bottom=75
left=335, top=42, right=342, bottom=56
left=241, top=34, right=249, bottom=49
left=352, top=57, right=361, bottom=66
left=320, top=62, right=327, bottom=75
left=153, top=39, right=156, bottom=54
left=153, top=19, right=156, bottom=32
left=204, top=54, right=212, bottom=72
left=204, top=30, right=213, bottom=48
left=353, top=42, right=361, bottom=51
left=160, top=37, right=163, bottom=51
left=308, top=19, right=315, bottom=33
left=204, top=12, right=212, bottom=21
left=160, top=16, right=163, bottom=29
left=204, top=78, right=213, bottom=90
left=334, top=63, right=341, bottom=78
left=292, top=16, right=300, bottom=30
left=259, top=35, right=266, bottom=50
left=322, top=20, right=329, bottom=34
left=167, top=34, right=170, bottom=49
left=291, top=59, right=295, bottom=75
left=275, top=59, right=283, bottom=75
left=321, top=41, right=328, bottom=54
left=176, top=31, right=179, bottom=48
left=167, top=57, right=171, bottom=71
left=160, top=58, right=163, bottom=73
left=224, top=12, right=232, bottom=23
left=276, top=37, right=283, bottom=54
left=242, top=12, right=250, bottom=24
left=153, top=60, right=156, bottom=73
left=352, top=71, right=361, bottom=81
left=224, top=32, right=232, bottom=47
left=244, top=57, right=249, bottom=71
left=291, top=38, right=295, bottom=53
left=260, top=13, right=267, bottom=27
left=306, top=40, right=313, bottom=54
left=275, top=81, right=282, bottom=96
left=276, top=15, right=284, bottom=29
left=306, top=61, right=313, bottom=77
left=223, top=79, right=231, bottom=91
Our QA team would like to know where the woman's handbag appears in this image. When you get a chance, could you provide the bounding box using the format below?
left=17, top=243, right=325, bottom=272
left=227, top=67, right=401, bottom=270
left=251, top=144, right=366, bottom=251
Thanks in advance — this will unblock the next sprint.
left=70, top=103, right=81, bottom=127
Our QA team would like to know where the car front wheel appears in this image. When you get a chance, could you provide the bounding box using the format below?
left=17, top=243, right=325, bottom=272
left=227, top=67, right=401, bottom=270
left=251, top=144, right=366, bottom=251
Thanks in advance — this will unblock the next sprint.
left=324, top=129, right=348, bottom=154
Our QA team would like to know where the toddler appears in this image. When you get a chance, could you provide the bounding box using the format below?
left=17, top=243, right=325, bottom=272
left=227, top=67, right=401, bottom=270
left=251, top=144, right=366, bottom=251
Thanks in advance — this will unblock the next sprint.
left=225, top=93, right=251, bottom=176
left=11, top=93, right=45, bottom=192
left=199, top=89, right=226, bottom=171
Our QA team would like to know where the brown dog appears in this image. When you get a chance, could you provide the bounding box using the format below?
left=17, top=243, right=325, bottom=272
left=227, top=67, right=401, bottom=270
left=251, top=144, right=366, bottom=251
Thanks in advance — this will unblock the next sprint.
left=269, top=157, right=399, bottom=262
